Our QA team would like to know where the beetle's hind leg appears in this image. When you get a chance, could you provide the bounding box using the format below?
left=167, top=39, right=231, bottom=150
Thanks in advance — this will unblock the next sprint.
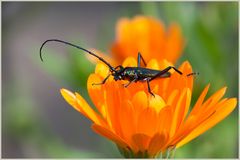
left=150, top=66, right=182, bottom=81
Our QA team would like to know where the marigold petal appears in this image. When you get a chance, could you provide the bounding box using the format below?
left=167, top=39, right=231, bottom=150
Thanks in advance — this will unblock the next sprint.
left=147, top=59, right=159, bottom=70
left=75, top=93, right=105, bottom=125
left=159, top=59, right=174, bottom=71
left=114, top=18, right=135, bottom=60
left=166, top=61, right=193, bottom=96
left=190, top=86, right=227, bottom=118
left=170, top=98, right=229, bottom=146
left=60, top=88, right=79, bottom=111
left=149, top=94, right=166, bottom=113
left=132, top=133, right=151, bottom=152
left=148, top=132, right=168, bottom=156
left=180, top=60, right=192, bottom=71
left=119, top=100, right=136, bottom=143
left=61, top=89, right=105, bottom=126
left=137, top=107, right=158, bottom=136
left=189, top=84, right=210, bottom=116
left=157, top=106, right=173, bottom=135
left=115, top=17, right=130, bottom=41
left=166, top=89, right=179, bottom=106
left=122, top=57, right=137, bottom=67
left=170, top=88, right=189, bottom=137
left=104, top=82, right=123, bottom=134
left=87, top=74, right=105, bottom=116
left=132, top=17, right=152, bottom=60
left=165, top=23, right=184, bottom=63
left=132, top=91, right=148, bottom=113
left=202, top=86, right=227, bottom=111
left=92, top=124, right=129, bottom=149
left=183, top=88, right=192, bottom=121
left=95, top=62, right=110, bottom=78
left=87, top=74, right=103, bottom=90
left=177, top=98, right=237, bottom=148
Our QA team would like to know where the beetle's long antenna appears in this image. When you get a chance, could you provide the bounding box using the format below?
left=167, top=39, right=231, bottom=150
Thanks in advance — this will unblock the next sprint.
left=40, top=39, right=115, bottom=72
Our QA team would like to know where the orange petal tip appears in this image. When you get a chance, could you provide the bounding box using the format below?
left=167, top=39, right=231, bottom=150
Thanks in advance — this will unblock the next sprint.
left=147, top=59, right=159, bottom=70
left=122, top=57, right=137, bottom=67
left=60, top=89, right=76, bottom=104
left=95, top=62, right=109, bottom=78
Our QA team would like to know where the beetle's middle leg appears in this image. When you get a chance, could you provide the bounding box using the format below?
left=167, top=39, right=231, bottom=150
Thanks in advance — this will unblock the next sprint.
left=123, top=79, right=137, bottom=88
left=123, top=74, right=138, bottom=88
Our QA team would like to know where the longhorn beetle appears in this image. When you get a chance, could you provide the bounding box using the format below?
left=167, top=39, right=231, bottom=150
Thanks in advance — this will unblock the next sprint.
left=40, top=39, right=198, bottom=97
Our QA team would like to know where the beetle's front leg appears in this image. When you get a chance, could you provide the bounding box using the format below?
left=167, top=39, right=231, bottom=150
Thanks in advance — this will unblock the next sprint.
left=92, top=74, right=111, bottom=85
left=123, top=74, right=138, bottom=88
left=147, top=78, right=155, bottom=97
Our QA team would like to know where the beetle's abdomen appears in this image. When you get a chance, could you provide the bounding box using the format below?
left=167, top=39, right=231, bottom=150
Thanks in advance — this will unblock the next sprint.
left=123, top=67, right=159, bottom=80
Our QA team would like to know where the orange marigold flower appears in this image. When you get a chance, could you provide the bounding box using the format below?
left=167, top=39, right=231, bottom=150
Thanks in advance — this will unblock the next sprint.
left=60, top=58, right=236, bottom=158
left=111, top=16, right=184, bottom=64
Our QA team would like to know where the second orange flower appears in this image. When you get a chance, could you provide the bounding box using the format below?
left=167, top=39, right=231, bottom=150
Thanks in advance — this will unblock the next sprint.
left=111, top=16, right=184, bottom=64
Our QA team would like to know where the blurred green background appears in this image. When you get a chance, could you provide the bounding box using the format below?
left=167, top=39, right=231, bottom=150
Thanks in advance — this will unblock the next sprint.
left=2, top=2, right=238, bottom=158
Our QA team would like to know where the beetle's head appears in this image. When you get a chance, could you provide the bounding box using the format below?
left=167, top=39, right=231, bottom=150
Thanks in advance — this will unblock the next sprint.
left=112, top=65, right=124, bottom=81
